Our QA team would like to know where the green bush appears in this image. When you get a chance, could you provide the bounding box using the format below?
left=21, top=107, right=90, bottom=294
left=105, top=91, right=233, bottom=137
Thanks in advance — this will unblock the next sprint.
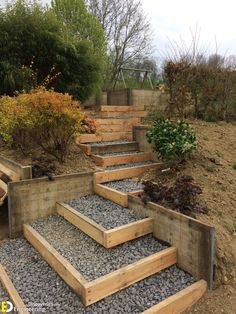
left=146, top=118, right=197, bottom=161
left=0, top=0, right=106, bottom=101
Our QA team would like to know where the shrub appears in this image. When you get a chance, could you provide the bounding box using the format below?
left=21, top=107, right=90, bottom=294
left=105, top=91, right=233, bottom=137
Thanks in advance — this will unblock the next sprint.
left=141, top=176, right=208, bottom=217
left=232, top=163, right=236, bottom=170
left=146, top=118, right=197, bottom=161
left=0, top=88, right=88, bottom=161
left=143, top=111, right=167, bottom=124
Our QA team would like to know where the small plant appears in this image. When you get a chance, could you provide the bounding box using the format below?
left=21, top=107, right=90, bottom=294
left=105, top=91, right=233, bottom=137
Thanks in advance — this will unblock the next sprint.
left=141, top=176, right=208, bottom=217
left=0, top=88, right=94, bottom=161
left=146, top=118, right=197, bottom=161
left=232, top=163, right=236, bottom=170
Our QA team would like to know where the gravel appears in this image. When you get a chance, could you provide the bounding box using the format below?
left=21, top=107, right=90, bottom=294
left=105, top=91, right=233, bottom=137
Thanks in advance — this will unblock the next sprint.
left=32, top=215, right=167, bottom=281
left=103, top=179, right=144, bottom=193
left=66, top=194, right=145, bottom=229
left=107, top=161, right=154, bottom=170
left=96, top=151, right=141, bottom=156
left=87, top=140, right=131, bottom=146
left=0, top=238, right=83, bottom=314
left=0, top=238, right=194, bottom=314
left=87, top=265, right=194, bottom=314
left=0, top=282, right=14, bottom=312
left=0, top=239, right=193, bottom=314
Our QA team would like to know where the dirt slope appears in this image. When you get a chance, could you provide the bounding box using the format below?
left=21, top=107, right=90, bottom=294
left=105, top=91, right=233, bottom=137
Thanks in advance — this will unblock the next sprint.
left=142, top=120, right=236, bottom=313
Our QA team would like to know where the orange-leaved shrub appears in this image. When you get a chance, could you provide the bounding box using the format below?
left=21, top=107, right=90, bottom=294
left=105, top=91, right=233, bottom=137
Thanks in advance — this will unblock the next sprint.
left=0, top=88, right=93, bottom=161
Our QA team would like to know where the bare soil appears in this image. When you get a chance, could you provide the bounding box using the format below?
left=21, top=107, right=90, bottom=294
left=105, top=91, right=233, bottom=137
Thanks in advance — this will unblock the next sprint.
left=142, top=120, right=236, bottom=313
left=0, top=141, right=97, bottom=177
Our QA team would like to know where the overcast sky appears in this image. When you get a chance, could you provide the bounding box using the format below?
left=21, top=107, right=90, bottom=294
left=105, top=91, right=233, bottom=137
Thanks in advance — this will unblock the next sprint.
left=1, top=0, right=236, bottom=58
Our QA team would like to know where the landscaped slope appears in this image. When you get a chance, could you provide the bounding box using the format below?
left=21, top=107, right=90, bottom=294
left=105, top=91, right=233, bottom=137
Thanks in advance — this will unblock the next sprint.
left=142, top=120, right=236, bottom=313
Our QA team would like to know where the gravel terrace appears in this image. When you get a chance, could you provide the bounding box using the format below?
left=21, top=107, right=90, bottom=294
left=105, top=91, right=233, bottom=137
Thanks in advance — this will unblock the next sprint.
left=107, top=161, right=155, bottom=170
left=32, top=215, right=167, bottom=281
left=0, top=238, right=194, bottom=314
left=103, top=179, right=144, bottom=192
left=66, top=194, right=145, bottom=229
left=87, top=140, right=131, bottom=146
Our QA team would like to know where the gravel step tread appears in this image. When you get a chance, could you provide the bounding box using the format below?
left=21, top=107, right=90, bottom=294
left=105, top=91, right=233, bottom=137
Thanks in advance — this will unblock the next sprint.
left=0, top=238, right=194, bottom=314
left=103, top=179, right=144, bottom=193
left=106, top=161, right=155, bottom=170
left=32, top=215, right=167, bottom=281
left=66, top=194, right=146, bottom=229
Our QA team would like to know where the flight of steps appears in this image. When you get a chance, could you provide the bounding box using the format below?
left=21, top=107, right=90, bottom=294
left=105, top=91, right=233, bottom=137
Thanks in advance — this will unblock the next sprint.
left=0, top=105, right=207, bottom=313
left=79, top=105, right=146, bottom=144
left=78, top=105, right=159, bottom=171
left=19, top=192, right=206, bottom=313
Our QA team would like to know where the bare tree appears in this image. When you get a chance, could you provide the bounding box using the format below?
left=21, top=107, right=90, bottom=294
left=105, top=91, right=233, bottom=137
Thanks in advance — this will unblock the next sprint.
left=85, top=0, right=152, bottom=86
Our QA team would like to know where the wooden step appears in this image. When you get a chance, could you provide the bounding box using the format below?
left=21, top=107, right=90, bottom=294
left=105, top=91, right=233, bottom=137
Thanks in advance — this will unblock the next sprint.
left=94, top=162, right=163, bottom=183
left=78, top=141, right=139, bottom=156
left=96, top=117, right=141, bottom=125
left=0, top=264, right=30, bottom=314
left=98, top=105, right=145, bottom=112
left=57, top=202, right=153, bottom=247
left=142, top=280, right=207, bottom=314
left=97, top=110, right=147, bottom=118
left=94, top=182, right=143, bottom=207
left=91, top=152, right=153, bottom=167
left=77, top=132, right=133, bottom=143
left=100, top=124, right=133, bottom=132
left=24, top=224, right=177, bottom=306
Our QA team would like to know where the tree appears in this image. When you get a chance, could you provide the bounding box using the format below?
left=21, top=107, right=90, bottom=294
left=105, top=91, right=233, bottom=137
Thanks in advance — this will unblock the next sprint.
left=85, top=0, right=152, bottom=86
left=51, top=0, right=106, bottom=60
left=0, top=0, right=106, bottom=101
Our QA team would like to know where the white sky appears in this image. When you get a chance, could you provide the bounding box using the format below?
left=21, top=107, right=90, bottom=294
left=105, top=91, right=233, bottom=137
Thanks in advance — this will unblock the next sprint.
left=1, top=0, right=236, bottom=57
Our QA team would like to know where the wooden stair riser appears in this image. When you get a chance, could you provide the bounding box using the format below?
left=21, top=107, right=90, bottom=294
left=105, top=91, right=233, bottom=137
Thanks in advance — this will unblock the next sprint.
left=95, top=117, right=141, bottom=125
left=91, top=152, right=153, bottom=167
left=94, top=163, right=163, bottom=184
left=100, top=105, right=145, bottom=111
left=142, top=280, right=207, bottom=314
left=94, top=183, right=143, bottom=208
left=77, top=132, right=133, bottom=143
left=24, top=224, right=177, bottom=306
left=97, top=111, right=147, bottom=118
left=100, top=124, right=133, bottom=132
left=78, top=142, right=139, bottom=156
left=83, top=247, right=177, bottom=305
left=56, top=202, right=153, bottom=248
